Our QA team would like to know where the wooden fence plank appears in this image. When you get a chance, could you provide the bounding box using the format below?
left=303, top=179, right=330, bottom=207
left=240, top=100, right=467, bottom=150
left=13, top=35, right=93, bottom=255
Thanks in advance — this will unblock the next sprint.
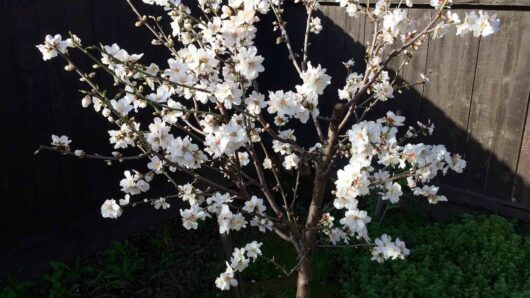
left=515, top=95, right=530, bottom=204
left=463, top=10, right=514, bottom=195
left=484, top=11, right=530, bottom=202
left=1, top=0, right=64, bottom=239
left=319, top=7, right=366, bottom=125
left=0, top=0, right=18, bottom=234
left=385, top=9, right=431, bottom=124
left=421, top=9, right=480, bottom=155
left=325, top=5, right=348, bottom=97
left=343, top=11, right=366, bottom=73
left=35, top=0, right=97, bottom=225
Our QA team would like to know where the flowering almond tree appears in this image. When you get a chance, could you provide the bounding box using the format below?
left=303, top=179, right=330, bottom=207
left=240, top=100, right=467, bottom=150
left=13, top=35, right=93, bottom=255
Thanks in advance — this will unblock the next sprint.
left=36, top=0, right=498, bottom=296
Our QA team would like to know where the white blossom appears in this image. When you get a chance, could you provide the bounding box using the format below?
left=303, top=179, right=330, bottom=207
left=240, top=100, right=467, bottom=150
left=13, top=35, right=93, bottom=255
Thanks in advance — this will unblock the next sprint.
left=178, top=183, right=204, bottom=205
left=204, top=119, right=248, bottom=158
left=244, top=91, right=267, bottom=115
left=382, top=182, right=403, bottom=203
left=146, top=118, right=172, bottom=151
left=230, top=247, right=250, bottom=272
left=340, top=208, right=371, bottom=237
left=298, top=62, right=331, bottom=99
left=242, top=195, right=266, bottom=215
left=51, top=134, right=71, bottom=150
left=147, top=156, right=165, bottom=173
left=445, top=153, right=466, bottom=173
left=215, top=262, right=238, bottom=291
left=414, top=185, right=448, bottom=204
left=207, top=192, right=233, bottom=214
left=101, top=199, right=122, bottom=219
left=119, top=170, right=150, bottom=195
left=263, top=158, right=273, bottom=169
left=153, top=197, right=171, bottom=209
left=250, top=216, right=273, bottom=232
left=109, top=123, right=136, bottom=149
left=309, top=17, right=322, bottom=34
left=244, top=241, right=263, bottom=260
left=217, top=205, right=247, bottom=234
left=110, top=98, right=133, bottom=116
left=282, top=153, right=300, bottom=170
left=371, top=234, right=409, bottom=263
left=37, top=34, right=69, bottom=60
left=180, top=204, right=208, bottom=230
left=74, top=150, right=85, bottom=157
left=456, top=11, right=500, bottom=37
left=237, top=151, right=250, bottom=166
left=235, top=46, right=265, bottom=80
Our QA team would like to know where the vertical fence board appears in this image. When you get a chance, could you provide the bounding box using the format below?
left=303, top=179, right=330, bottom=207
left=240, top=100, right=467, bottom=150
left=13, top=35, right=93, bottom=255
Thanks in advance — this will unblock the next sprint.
left=325, top=6, right=347, bottom=95
left=1, top=0, right=63, bottom=239
left=310, top=5, right=332, bottom=68
left=485, top=11, right=530, bottom=202
left=386, top=9, right=431, bottom=124
left=34, top=0, right=97, bottom=225
left=0, top=0, right=17, bottom=234
left=463, top=11, right=514, bottom=194
left=421, top=9, right=480, bottom=155
left=343, top=12, right=366, bottom=73
left=516, top=96, right=530, bottom=204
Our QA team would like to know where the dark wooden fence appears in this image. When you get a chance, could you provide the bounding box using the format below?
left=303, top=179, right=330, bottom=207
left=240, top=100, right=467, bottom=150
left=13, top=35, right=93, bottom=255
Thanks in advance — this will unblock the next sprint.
left=0, top=0, right=183, bottom=278
left=1, top=0, right=529, bottom=277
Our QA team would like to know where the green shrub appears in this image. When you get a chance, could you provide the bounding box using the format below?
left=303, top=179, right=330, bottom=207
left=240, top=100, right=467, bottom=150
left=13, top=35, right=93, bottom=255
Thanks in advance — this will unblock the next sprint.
left=337, top=214, right=530, bottom=298
left=4, top=214, right=530, bottom=297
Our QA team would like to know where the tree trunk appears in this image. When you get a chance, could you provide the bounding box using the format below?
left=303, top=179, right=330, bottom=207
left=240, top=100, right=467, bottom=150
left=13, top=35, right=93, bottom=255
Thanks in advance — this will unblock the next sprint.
left=295, top=229, right=316, bottom=298
left=296, top=256, right=313, bottom=297
left=295, top=170, right=329, bottom=298
left=295, top=103, right=341, bottom=298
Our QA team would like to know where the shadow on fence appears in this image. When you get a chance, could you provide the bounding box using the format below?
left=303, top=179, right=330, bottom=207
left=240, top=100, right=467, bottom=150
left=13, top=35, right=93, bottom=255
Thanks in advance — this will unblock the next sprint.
left=255, top=3, right=530, bottom=218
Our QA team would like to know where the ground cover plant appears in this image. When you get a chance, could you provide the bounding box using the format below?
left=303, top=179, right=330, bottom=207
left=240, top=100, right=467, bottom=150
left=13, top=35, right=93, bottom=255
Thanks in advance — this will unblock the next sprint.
left=2, top=213, right=530, bottom=297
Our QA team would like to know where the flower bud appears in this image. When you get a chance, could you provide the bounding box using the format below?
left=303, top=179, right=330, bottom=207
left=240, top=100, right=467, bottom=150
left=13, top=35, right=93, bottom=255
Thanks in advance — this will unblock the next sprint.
left=81, top=95, right=92, bottom=108
left=64, top=63, right=75, bottom=71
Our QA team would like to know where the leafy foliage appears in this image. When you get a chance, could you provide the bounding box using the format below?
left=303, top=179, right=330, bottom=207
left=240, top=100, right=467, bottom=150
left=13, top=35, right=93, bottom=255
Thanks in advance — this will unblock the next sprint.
left=3, top=213, right=530, bottom=297
left=0, top=222, right=222, bottom=297
left=337, top=214, right=530, bottom=298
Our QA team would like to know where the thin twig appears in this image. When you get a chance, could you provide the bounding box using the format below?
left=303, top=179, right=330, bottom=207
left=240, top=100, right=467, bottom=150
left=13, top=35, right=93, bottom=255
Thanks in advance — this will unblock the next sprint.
left=36, top=146, right=147, bottom=161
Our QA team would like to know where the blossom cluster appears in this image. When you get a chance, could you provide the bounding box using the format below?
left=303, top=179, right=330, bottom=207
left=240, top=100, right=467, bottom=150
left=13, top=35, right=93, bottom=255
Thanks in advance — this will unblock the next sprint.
left=326, top=111, right=465, bottom=244
left=215, top=241, right=263, bottom=290
left=371, top=234, right=410, bottom=263
left=337, top=0, right=499, bottom=41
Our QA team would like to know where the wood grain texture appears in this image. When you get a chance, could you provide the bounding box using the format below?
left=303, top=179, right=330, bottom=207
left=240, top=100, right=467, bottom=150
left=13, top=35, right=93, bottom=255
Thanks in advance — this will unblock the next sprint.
left=485, top=11, right=530, bottom=202
left=342, top=10, right=366, bottom=72
left=463, top=10, right=514, bottom=194
left=386, top=9, right=432, bottom=124
left=1, top=0, right=62, bottom=236
left=421, top=8, right=480, bottom=155
left=325, top=6, right=348, bottom=97
left=515, top=96, right=530, bottom=204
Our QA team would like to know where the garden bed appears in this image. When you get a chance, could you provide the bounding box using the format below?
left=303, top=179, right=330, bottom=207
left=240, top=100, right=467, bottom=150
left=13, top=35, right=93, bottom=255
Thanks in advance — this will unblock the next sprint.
left=3, top=210, right=530, bottom=297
